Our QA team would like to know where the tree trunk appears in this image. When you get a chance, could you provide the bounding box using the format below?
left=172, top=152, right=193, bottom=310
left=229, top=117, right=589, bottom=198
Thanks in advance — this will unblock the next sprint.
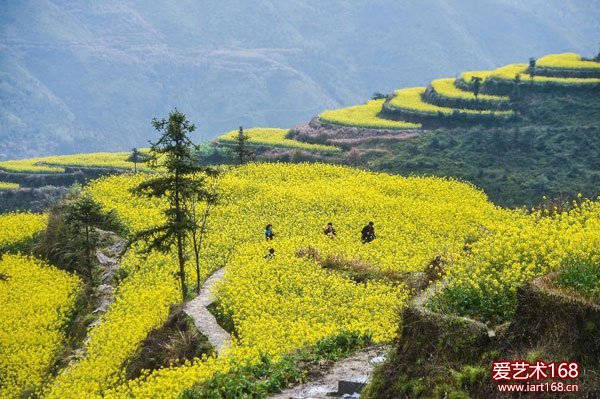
left=85, top=223, right=91, bottom=282
left=192, top=226, right=200, bottom=295
left=174, top=169, right=187, bottom=301
left=177, top=230, right=187, bottom=301
left=194, top=204, right=211, bottom=294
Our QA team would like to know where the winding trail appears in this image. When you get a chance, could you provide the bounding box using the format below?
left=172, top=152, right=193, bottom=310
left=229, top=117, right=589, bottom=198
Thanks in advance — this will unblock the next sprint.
left=268, top=346, right=388, bottom=399
left=183, top=268, right=231, bottom=355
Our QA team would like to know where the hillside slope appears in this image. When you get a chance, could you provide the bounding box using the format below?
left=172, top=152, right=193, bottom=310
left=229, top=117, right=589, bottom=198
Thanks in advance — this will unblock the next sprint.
left=1, top=0, right=600, bottom=159
left=366, top=91, right=600, bottom=207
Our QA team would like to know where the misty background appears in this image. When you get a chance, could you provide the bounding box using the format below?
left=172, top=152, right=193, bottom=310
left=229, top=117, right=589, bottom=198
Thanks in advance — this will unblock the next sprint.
left=1, top=0, right=599, bottom=160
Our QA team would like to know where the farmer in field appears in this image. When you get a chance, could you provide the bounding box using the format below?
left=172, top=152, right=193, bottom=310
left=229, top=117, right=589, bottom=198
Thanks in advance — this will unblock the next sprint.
left=265, top=224, right=276, bottom=240
left=323, top=222, right=337, bottom=238
left=361, top=221, right=376, bottom=243
left=264, top=248, right=275, bottom=260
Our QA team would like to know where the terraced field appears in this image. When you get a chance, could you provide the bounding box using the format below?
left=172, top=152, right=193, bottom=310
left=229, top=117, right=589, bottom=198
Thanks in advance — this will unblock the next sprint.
left=488, top=63, right=600, bottom=85
left=0, top=182, right=20, bottom=190
left=217, top=127, right=341, bottom=153
left=431, top=78, right=507, bottom=103
left=315, top=52, right=600, bottom=129
left=387, top=87, right=514, bottom=118
left=319, top=99, right=421, bottom=130
left=3, top=163, right=600, bottom=398
left=536, top=52, right=600, bottom=71
left=2, top=52, right=596, bottom=175
left=0, top=152, right=146, bottom=174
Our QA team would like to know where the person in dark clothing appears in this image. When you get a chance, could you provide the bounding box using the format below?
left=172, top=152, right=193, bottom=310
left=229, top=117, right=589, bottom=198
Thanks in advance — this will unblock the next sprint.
left=264, top=248, right=275, bottom=260
left=361, top=221, right=375, bottom=243
left=265, top=224, right=275, bottom=240
left=323, top=222, right=337, bottom=238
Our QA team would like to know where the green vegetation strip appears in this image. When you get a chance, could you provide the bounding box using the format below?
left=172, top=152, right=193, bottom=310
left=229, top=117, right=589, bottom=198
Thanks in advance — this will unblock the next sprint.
left=180, top=332, right=371, bottom=398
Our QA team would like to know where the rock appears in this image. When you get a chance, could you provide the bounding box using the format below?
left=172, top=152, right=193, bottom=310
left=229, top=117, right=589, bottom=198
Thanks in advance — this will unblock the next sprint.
left=96, top=250, right=116, bottom=266
left=369, top=356, right=385, bottom=365
left=337, top=375, right=369, bottom=395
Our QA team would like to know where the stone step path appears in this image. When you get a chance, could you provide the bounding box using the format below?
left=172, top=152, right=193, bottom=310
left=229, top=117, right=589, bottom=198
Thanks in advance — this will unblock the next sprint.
left=268, top=346, right=388, bottom=399
left=183, top=267, right=231, bottom=355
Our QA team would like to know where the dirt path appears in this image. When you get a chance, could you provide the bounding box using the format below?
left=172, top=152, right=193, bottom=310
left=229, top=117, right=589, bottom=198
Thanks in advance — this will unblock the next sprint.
left=268, top=346, right=388, bottom=399
left=70, top=231, right=127, bottom=363
left=183, top=268, right=231, bottom=355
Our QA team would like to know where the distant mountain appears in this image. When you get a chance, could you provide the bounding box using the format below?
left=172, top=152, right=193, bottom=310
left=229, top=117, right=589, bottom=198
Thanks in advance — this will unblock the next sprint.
left=1, top=0, right=599, bottom=159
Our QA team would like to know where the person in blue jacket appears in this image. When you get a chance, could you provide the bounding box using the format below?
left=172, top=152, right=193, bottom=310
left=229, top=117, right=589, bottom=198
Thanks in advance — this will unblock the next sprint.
left=265, top=224, right=276, bottom=240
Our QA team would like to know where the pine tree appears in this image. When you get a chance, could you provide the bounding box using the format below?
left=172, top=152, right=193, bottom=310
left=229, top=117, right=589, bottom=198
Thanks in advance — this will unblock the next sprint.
left=470, top=76, right=483, bottom=99
left=528, top=57, right=536, bottom=82
left=62, top=193, right=119, bottom=283
left=132, top=109, right=216, bottom=301
left=128, top=148, right=147, bottom=173
left=232, top=126, right=254, bottom=165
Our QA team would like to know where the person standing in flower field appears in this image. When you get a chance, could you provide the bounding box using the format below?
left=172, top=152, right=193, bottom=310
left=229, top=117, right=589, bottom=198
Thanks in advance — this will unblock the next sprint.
left=361, top=221, right=376, bottom=243
left=323, top=222, right=337, bottom=238
left=265, top=224, right=276, bottom=240
left=264, top=248, right=275, bottom=260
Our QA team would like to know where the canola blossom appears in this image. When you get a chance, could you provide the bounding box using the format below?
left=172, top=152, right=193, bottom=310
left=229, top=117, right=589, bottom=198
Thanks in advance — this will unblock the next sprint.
left=430, top=78, right=509, bottom=103
left=0, top=254, right=81, bottom=399
left=432, top=199, right=600, bottom=323
left=388, top=87, right=514, bottom=117
left=0, top=181, right=20, bottom=190
left=0, top=212, right=47, bottom=251
left=0, top=159, right=65, bottom=173
left=42, top=163, right=507, bottom=398
left=6, top=162, right=600, bottom=398
left=536, top=52, right=600, bottom=71
left=44, top=250, right=180, bottom=399
left=319, top=99, right=421, bottom=130
left=489, top=64, right=600, bottom=85
left=218, top=128, right=341, bottom=153
left=0, top=152, right=148, bottom=174
left=459, top=70, right=493, bottom=82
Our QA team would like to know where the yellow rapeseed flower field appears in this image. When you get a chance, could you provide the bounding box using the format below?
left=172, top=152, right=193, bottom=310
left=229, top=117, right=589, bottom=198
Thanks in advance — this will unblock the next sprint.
left=430, top=78, right=509, bottom=103
left=44, top=250, right=180, bottom=399
left=389, top=87, right=513, bottom=117
left=319, top=99, right=421, bottom=130
left=489, top=64, right=600, bottom=85
left=459, top=70, right=493, bottom=82
left=7, top=162, right=599, bottom=399
left=0, top=212, right=47, bottom=251
left=432, top=199, right=600, bottom=322
left=536, top=52, right=600, bottom=70
left=0, top=152, right=148, bottom=174
left=218, top=128, right=341, bottom=153
left=0, top=158, right=65, bottom=173
left=0, top=254, right=81, bottom=399
left=0, top=181, right=20, bottom=190
left=41, top=163, right=507, bottom=398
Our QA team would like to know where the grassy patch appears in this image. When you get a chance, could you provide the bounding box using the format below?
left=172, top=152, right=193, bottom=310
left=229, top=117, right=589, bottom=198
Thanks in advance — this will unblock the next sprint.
left=556, top=262, right=600, bottom=302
